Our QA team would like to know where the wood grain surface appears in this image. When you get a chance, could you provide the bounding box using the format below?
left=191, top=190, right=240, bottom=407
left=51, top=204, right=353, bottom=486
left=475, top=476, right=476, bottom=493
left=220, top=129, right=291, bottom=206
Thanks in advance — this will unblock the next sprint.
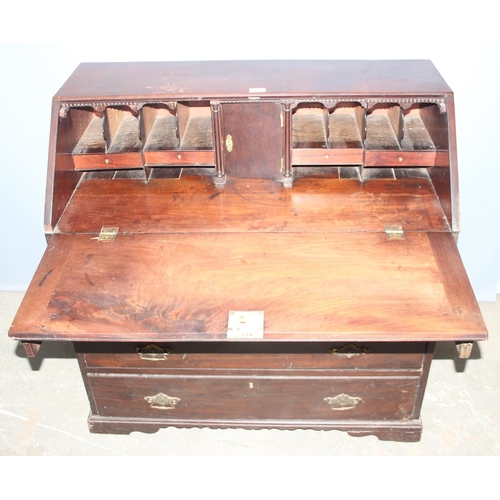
left=10, top=231, right=486, bottom=341
left=54, top=60, right=452, bottom=100
left=56, top=174, right=450, bottom=234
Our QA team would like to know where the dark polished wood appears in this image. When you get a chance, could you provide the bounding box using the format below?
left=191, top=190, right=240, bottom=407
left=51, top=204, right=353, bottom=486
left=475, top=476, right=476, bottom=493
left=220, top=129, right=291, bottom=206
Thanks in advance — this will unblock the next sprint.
left=222, top=102, right=283, bottom=179
left=53, top=60, right=452, bottom=100
left=9, top=60, right=487, bottom=442
left=11, top=218, right=485, bottom=343
left=55, top=175, right=450, bottom=235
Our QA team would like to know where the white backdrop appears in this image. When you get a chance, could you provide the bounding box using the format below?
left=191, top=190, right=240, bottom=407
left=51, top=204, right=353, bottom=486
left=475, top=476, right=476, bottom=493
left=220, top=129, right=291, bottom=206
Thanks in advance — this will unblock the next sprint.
left=1, top=1, right=499, bottom=300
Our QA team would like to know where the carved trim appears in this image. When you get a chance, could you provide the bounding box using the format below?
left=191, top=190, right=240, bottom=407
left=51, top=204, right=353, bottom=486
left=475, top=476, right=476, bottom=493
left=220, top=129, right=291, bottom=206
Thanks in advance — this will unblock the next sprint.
left=60, top=97, right=447, bottom=116
left=59, top=101, right=177, bottom=114
left=282, top=97, right=447, bottom=113
left=363, top=97, right=447, bottom=113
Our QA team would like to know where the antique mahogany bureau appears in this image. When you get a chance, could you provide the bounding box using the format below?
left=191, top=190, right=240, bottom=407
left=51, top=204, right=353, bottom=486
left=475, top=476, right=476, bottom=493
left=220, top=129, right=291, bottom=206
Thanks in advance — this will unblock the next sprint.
left=9, top=60, right=488, bottom=442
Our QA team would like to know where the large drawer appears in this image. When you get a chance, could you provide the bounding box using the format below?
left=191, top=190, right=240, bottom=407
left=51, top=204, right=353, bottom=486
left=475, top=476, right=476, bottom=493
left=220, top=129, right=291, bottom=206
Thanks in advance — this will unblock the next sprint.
left=88, top=373, right=421, bottom=421
left=78, top=342, right=427, bottom=372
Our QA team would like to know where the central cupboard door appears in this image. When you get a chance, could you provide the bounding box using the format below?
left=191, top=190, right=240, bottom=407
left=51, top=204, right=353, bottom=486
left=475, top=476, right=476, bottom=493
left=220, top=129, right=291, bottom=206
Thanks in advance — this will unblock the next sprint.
left=221, top=102, right=283, bottom=179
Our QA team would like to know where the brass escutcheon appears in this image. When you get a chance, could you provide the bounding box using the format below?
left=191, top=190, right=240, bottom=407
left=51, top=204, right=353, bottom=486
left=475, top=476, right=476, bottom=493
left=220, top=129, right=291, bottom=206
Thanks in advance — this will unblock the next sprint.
left=226, top=134, right=233, bottom=152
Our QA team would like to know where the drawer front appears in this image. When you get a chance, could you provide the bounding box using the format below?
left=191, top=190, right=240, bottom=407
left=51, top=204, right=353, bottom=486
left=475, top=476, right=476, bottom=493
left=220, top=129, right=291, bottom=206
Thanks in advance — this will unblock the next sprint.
left=89, top=374, right=420, bottom=421
left=73, top=153, right=143, bottom=170
left=143, top=150, right=215, bottom=166
left=364, top=150, right=437, bottom=167
left=292, top=148, right=364, bottom=165
left=79, top=342, right=427, bottom=372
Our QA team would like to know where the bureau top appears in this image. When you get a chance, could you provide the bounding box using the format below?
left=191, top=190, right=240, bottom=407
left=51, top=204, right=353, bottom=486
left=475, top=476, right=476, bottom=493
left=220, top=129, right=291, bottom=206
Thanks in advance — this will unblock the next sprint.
left=54, top=60, right=452, bottom=101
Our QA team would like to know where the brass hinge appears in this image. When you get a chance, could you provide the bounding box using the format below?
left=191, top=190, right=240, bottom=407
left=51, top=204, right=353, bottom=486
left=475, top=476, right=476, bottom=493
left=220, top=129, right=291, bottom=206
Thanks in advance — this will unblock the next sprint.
left=98, top=227, right=119, bottom=242
left=385, top=225, right=405, bottom=240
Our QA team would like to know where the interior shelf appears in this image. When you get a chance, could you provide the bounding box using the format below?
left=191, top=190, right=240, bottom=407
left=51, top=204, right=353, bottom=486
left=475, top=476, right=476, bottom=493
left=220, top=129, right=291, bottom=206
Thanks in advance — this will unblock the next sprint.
left=328, top=103, right=364, bottom=149
left=141, top=102, right=214, bottom=151
left=178, top=103, right=213, bottom=150
left=401, top=104, right=441, bottom=151
left=291, top=102, right=365, bottom=166
left=365, top=103, right=444, bottom=152
left=62, top=101, right=215, bottom=171
left=292, top=103, right=365, bottom=150
left=141, top=104, right=178, bottom=151
left=68, top=108, right=106, bottom=155
left=365, top=104, right=402, bottom=150
left=104, top=107, right=141, bottom=153
left=402, top=115, right=434, bottom=150
left=67, top=106, right=141, bottom=155
left=291, top=102, right=446, bottom=154
left=62, top=99, right=447, bottom=174
left=292, top=106, right=327, bottom=148
left=72, top=113, right=106, bottom=154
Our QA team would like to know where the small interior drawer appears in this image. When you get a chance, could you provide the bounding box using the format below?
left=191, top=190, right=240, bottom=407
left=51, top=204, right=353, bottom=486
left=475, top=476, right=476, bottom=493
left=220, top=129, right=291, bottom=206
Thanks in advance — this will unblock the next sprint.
left=73, top=153, right=143, bottom=170
left=292, top=148, right=364, bottom=166
left=364, top=150, right=439, bottom=167
left=142, top=150, right=215, bottom=166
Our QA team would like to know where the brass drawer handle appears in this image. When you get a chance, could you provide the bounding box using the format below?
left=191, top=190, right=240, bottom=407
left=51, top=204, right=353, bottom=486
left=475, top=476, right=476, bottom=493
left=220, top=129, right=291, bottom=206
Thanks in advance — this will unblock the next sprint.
left=135, top=344, right=171, bottom=361
left=324, top=393, right=362, bottom=411
left=330, top=343, right=367, bottom=358
left=144, top=393, right=180, bottom=410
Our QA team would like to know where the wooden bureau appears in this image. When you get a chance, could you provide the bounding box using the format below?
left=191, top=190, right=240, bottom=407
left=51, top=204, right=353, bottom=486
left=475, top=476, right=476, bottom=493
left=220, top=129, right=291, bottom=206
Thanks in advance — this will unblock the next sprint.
left=9, top=60, right=488, bottom=441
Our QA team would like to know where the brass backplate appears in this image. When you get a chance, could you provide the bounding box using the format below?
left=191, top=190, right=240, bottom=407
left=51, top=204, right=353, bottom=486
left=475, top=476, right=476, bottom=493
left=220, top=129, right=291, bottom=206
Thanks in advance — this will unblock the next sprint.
left=144, top=393, right=180, bottom=410
left=136, top=344, right=171, bottom=361
left=324, top=393, right=362, bottom=410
